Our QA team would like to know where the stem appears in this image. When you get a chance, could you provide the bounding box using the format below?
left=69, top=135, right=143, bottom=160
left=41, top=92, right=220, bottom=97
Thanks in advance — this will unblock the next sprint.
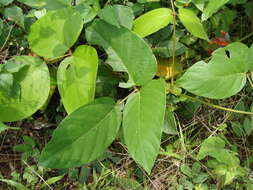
left=45, top=51, right=72, bottom=63
left=118, top=88, right=138, bottom=104
left=0, top=24, right=14, bottom=51
left=238, top=31, right=253, bottom=42
left=247, top=73, right=253, bottom=88
left=181, top=93, right=253, bottom=115
left=170, top=0, right=177, bottom=87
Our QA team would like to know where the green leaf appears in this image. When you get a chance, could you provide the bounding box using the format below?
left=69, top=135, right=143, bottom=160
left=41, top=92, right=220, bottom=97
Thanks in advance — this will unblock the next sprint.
left=123, top=79, right=166, bottom=173
left=197, top=137, right=226, bottom=160
left=40, top=175, right=64, bottom=188
left=178, top=8, right=209, bottom=41
left=0, top=56, right=50, bottom=122
left=98, top=5, right=134, bottom=29
left=57, top=45, right=98, bottom=114
left=17, top=0, right=72, bottom=10
left=0, top=179, right=29, bottom=190
left=0, top=73, right=13, bottom=95
left=133, top=8, right=173, bottom=38
left=3, top=5, right=24, bottom=28
left=192, top=0, right=207, bottom=11
left=75, top=0, right=100, bottom=23
left=28, top=8, right=83, bottom=58
left=202, top=0, right=229, bottom=21
left=163, top=109, right=177, bottom=134
left=177, top=42, right=250, bottom=99
left=243, top=118, right=253, bottom=136
left=0, top=0, right=14, bottom=6
left=0, top=121, right=19, bottom=133
left=39, top=98, right=121, bottom=168
left=86, top=19, right=157, bottom=87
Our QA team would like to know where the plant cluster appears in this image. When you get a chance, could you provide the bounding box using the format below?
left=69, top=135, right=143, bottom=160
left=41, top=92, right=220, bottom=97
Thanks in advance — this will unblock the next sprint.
left=0, top=0, right=253, bottom=189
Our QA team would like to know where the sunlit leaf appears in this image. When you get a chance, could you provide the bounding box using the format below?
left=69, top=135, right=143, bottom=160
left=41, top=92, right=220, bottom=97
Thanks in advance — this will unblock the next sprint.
left=0, top=56, right=50, bottom=122
left=178, top=8, right=209, bottom=41
left=133, top=8, right=173, bottom=38
left=28, top=8, right=83, bottom=58
left=57, top=45, right=98, bottom=114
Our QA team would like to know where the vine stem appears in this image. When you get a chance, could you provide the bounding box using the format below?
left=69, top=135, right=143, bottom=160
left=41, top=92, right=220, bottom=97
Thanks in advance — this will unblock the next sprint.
left=45, top=51, right=72, bottom=63
left=180, top=93, right=253, bottom=115
left=170, top=0, right=177, bottom=87
left=238, top=31, right=253, bottom=42
left=247, top=73, right=253, bottom=88
left=118, top=88, right=138, bottom=104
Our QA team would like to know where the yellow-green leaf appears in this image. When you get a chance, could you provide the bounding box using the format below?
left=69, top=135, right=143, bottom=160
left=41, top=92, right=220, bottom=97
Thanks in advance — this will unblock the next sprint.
left=178, top=8, right=209, bottom=41
left=133, top=8, right=173, bottom=38
left=57, top=45, right=98, bottom=114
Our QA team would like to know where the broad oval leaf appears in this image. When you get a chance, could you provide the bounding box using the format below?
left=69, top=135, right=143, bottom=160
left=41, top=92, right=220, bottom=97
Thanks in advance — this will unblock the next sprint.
left=28, top=8, right=83, bottom=58
left=178, top=8, right=209, bottom=41
left=123, top=79, right=166, bottom=174
left=39, top=98, right=121, bottom=168
left=0, top=56, right=50, bottom=122
left=86, top=19, right=157, bottom=87
left=201, top=0, right=229, bottom=21
left=57, top=45, right=98, bottom=114
left=98, top=4, right=134, bottom=29
left=133, top=8, right=173, bottom=38
left=177, top=42, right=251, bottom=99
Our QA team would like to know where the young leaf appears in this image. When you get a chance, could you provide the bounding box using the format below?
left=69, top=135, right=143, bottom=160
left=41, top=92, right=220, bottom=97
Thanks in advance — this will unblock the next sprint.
left=57, top=45, right=98, bottom=114
left=0, top=56, right=50, bottom=122
left=39, top=98, right=122, bottom=168
left=133, top=8, right=173, bottom=38
left=178, top=8, right=209, bottom=41
left=123, top=79, right=166, bottom=174
left=177, top=42, right=250, bottom=99
left=86, top=19, right=157, bottom=87
left=98, top=5, right=134, bottom=29
left=202, top=0, right=229, bottom=21
left=197, top=137, right=225, bottom=160
left=28, top=8, right=83, bottom=58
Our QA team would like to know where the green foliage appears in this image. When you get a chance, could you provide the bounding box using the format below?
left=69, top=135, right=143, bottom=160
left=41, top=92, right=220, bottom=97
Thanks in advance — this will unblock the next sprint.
left=178, top=8, right=209, bottom=41
left=28, top=8, right=83, bottom=58
left=202, top=0, right=230, bottom=21
left=177, top=42, right=252, bottom=99
left=98, top=4, right=134, bottom=29
left=39, top=98, right=122, bottom=168
left=123, top=79, right=166, bottom=173
left=197, top=137, right=246, bottom=186
left=1, top=0, right=253, bottom=186
left=133, top=8, right=173, bottom=38
left=0, top=56, right=50, bottom=122
left=86, top=19, right=157, bottom=87
left=57, top=45, right=98, bottom=114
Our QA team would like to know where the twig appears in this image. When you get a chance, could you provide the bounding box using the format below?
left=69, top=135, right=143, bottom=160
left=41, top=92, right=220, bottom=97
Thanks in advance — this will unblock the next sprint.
left=181, top=93, right=253, bottom=115
left=22, top=160, right=53, bottom=190
left=170, top=0, right=177, bottom=87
